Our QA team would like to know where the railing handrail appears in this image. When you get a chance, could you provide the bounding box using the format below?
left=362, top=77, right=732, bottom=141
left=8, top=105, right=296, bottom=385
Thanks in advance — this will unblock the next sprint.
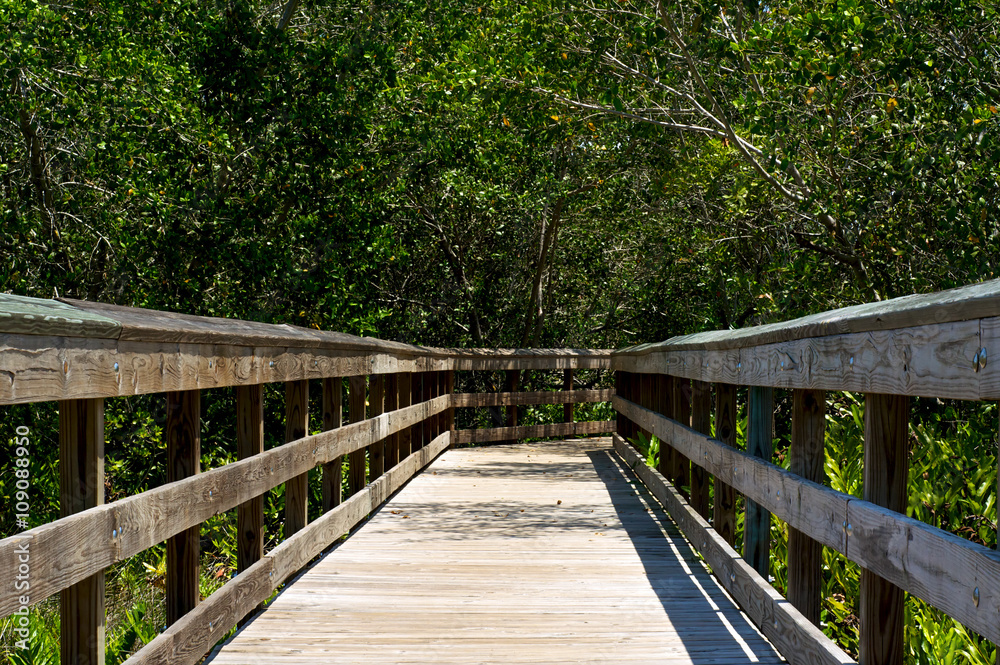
left=609, top=278, right=1000, bottom=665
left=5, top=279, right=998, bottom=665
left=615, top=277, right=1000, bottom=354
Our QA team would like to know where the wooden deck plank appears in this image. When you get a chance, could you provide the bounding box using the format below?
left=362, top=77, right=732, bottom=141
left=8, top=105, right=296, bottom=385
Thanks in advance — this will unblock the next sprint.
left=208, top=439, right=784, bottom=665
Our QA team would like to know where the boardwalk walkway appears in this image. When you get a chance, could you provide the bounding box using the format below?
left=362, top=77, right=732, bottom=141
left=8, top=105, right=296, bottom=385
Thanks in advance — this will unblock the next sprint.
left=208, top=439, right=784, bottom=664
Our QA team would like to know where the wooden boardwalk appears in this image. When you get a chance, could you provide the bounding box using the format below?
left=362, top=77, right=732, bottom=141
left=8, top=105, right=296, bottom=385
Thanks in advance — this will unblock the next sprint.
left=208, top=439, right=784, bottom=664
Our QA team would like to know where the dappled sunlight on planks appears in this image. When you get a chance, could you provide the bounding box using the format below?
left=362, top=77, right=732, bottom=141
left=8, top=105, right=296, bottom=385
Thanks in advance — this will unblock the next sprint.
left=208, top=439, right=784, bottom=664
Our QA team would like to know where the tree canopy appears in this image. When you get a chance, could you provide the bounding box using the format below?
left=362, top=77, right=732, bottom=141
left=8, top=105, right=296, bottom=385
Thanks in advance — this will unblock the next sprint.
left=2, top=0, right=998, bottom=346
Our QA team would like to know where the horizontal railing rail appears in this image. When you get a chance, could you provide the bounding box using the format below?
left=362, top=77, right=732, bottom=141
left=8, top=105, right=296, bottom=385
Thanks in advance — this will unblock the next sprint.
left=611, top=278, right=1000, bottom=665
left=0, top=293, right=614, bottom=665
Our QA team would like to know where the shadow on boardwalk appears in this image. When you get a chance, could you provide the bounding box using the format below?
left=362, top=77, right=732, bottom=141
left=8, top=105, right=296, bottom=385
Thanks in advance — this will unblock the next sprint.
left=208, top=440, right=783, bottom=664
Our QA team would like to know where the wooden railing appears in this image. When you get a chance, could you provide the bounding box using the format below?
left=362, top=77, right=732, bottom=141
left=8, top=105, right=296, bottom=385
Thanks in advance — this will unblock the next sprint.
left=612, top=279, right=1000, bottom=665
left=5, top=279, right=999, bottom=665
left=0, top=295, right=613, bottom=665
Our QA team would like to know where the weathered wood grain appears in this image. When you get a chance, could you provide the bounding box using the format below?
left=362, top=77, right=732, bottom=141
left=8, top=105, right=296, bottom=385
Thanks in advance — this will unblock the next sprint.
left=614, top=395, right=848, bottom=555
left=348, top=375, right=367, bottom=496
left=446, top=348, right=613, bottom=370
left=451, top=420, right=616, bottom=445
left=122, top=432, right=452, bottom=665
left=613, top=320, right=985, bottom=400
left=369, top=374, right=386, bottom=479
left=382, top=373, right=399, bottom=467
left=412, top=373, right=425, bottom=450
left=630, top=373, right=642, bottom=440
left=0, top=334, right=453, bottom=406
left=563, top=368, right=574, bottom=422
left=321, top=377, right=342, bottom=512
left=211, top=438, right=787, bottom=665
left=505, top=370, right=519, bottom=443
left=1, top=293, right=120, bottom=338
left=616, top=395, right=1000, bottom=646
left=859, top=393, right=909, bottom=665
left=713, top=384, right=738, bottom=547
left=166, top=390, right=200, bottom=626
left=614, top=436, right=854, bottom=665
left=397, top=373, right=412, bottom=459
left=0, top=395, right=451, bottom=618
left=61, top=298, right=437, bottom=357
left=670, top=376, right=691, bottom=494
left=979, top=316, right=1000, bottom=400
left=689, top=380, right=711, bottom=519
left=655, top=373, right=673, bottom=482
left=787, top=389, right=825, bottom=626
left=616, top=278, right=1000, bottom=353
left=444, top=370, right=455, bottom=439
left=283, top=381, right=309, bottom=538
left=744, top=386, right=773, bottom=579
left=59, top=398, right=105, bottom=665
left=451, top=388, right=612, bottom=408
left=235, top=384, right=264, bottom=624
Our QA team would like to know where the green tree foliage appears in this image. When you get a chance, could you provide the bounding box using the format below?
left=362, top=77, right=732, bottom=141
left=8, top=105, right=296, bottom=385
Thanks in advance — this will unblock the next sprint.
left=2, top=1, right=1000, bottom=663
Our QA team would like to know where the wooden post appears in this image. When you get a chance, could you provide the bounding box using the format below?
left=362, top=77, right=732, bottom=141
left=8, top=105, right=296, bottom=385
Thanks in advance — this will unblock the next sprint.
left=670, top=376, right=691, bottom=494
left=690, top=380, right=712, bottom=519
left=383, top=373, right=399, bottom=467
left=283, top=380, right=309, bottom=538
left=166, top=390, right=200, bottom=626
left=630, top=373, right=642, bottom=442
left=505, top=369, right=519, bottom=443
left=563, top=369, right=574, bottom=423
left=744, top=385, right=773, bottom=578
left=369, top=374, right=386, bottom=479
left=236, top=385, right=264, bottom=598
left=714, top=383, right=738, bottom=547
left=860, top=393, right=909, bottom=665
left=398, top=373, right=412, bottom=457
left=639, top=373, right=653, bottom=441
left=656, top=374, right=674, bottom=481
left=59, top=398, right=105, bottom=665
left=615, top=371, right=627, bottom=440
left=413, top=372, right=425, bottom=450
left=427, top=371, right=439, bottom=442
left=788, top=388, right=826, bottom=626
left=348, top=375, right=367, bottom=495
left=321, top=377, right=343, bottom=512
left=446, top=369, right=455, bottom=443
left=421, top=372, right=433, bottom=447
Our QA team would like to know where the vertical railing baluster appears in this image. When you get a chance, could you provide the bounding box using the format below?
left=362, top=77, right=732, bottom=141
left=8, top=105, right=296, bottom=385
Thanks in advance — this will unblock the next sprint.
left=713, top=383, right=738, bottom=547
left=369, top=374, right=386, bottom=479
left=398, top=373, right=412, bottom=457
left=166, top=390, right=201, bottom=625
left=615, top=371, right=627, bottom=441
left=690, top=380, right=712, bottom=519
left=284, top=380, right=309, bottom=538
left=348, top=375, right=367, bottom=495
left=59, top=397, right=105, bottom=665
left=655, top=374, right=673, bottom=481
left=860, top=393, right=909, bottom=665
left=788, top=388, right=826, bottom=626
left=236, top=384, right=264, bottom=623
left=446, top=369, right=455, bottom=443
left=744, top=385, right=773, bottom=578
left=640, top=373, right=653, bottom=441
left=671, top=376, right=691, bottom=495
left=413, top=372, right=425, bottom=450
left=321, top=377, right=343, bottom=511
left=563, top=368, right=574, bottom=424
left=384, top=373, right=399, bottom=466
left=505, top=369, right=519, bottom=443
